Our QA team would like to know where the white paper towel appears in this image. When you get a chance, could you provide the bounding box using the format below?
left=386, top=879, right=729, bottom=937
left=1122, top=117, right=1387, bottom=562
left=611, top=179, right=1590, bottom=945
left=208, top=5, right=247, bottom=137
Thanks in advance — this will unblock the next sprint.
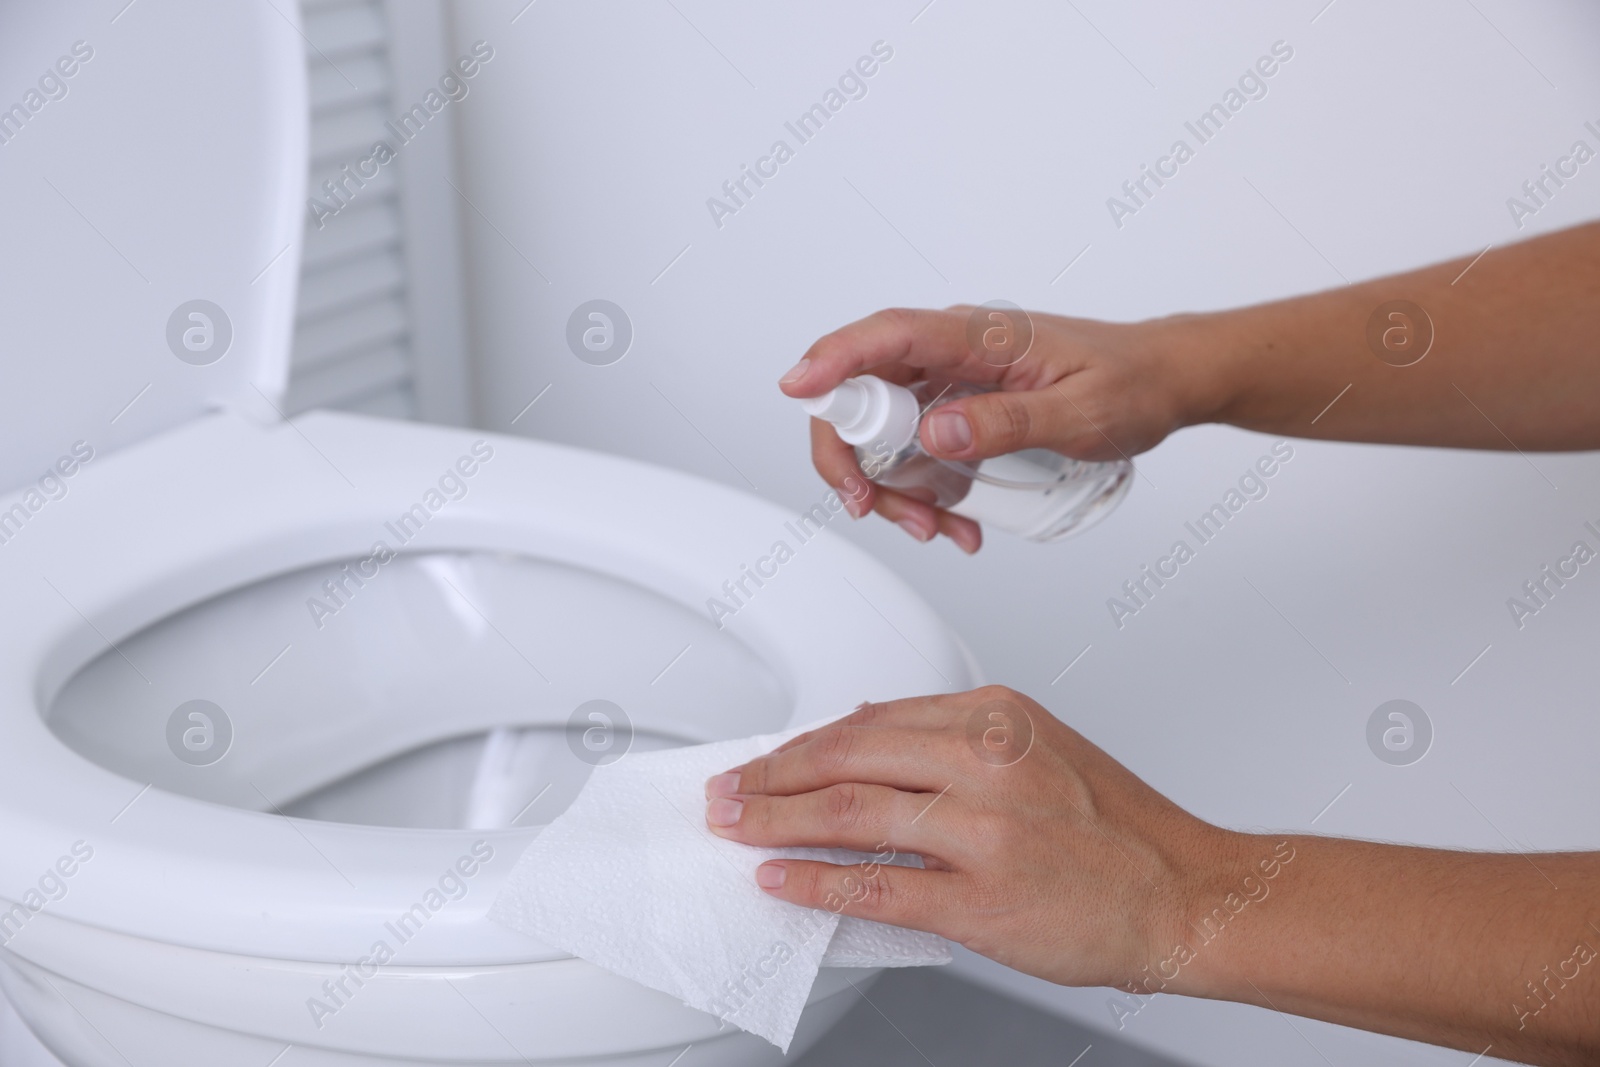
left=488, top=723, right=949, bottom=1050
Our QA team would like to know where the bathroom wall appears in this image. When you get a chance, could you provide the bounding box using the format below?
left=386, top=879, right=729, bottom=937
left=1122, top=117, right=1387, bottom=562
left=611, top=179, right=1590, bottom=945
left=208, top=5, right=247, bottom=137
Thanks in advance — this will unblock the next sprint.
left=442, top=2, right=1600, bottom=1064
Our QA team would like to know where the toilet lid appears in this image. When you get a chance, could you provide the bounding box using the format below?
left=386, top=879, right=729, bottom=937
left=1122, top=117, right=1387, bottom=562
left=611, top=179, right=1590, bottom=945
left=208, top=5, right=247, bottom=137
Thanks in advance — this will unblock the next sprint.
left=0, top=0, right=304, bottom=496
left=0, top=411, right=979, bottom=965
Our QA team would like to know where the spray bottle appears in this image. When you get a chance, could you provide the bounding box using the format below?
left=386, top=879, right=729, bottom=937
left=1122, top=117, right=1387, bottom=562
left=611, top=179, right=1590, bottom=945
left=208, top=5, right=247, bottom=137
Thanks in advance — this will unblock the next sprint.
left=801, top=376, right=1131, bottom=541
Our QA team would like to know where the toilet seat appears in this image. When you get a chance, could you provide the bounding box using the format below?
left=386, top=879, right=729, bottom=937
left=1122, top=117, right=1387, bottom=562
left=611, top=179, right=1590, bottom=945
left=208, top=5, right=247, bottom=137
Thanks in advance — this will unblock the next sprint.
left=0, top=408, right=977, bottom=969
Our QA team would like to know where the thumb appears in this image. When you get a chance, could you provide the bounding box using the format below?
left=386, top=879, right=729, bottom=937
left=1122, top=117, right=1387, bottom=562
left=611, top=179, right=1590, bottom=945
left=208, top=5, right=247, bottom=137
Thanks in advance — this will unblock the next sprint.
left=920, top=387, right=1084, bottom=462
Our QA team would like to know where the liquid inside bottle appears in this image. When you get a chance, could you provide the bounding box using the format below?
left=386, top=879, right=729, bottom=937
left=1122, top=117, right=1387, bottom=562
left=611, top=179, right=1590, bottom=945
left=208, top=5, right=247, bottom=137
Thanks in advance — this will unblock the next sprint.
left=804, top=377, right=1132, bottom=542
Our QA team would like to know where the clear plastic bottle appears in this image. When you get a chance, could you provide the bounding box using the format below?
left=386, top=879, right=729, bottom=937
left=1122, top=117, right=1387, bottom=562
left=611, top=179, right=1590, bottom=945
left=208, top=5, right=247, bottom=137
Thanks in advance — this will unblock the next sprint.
left=801, top=376, right=1132, bottom=542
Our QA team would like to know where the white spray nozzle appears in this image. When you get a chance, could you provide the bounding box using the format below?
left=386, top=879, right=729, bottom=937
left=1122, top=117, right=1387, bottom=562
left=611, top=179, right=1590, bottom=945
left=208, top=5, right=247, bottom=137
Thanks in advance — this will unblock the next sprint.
left=799, top=375, right=920, bottom=451
left=800, top=378, right=869, bottom=426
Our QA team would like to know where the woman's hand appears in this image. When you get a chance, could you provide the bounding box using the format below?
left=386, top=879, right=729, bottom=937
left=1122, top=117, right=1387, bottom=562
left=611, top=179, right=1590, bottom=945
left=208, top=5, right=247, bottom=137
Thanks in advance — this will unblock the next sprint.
left=704, top=686, right=1600, bottom=1064
left=702, top=685, right=1237, bottom=990
left=779, top=308, right=1228, bottom=553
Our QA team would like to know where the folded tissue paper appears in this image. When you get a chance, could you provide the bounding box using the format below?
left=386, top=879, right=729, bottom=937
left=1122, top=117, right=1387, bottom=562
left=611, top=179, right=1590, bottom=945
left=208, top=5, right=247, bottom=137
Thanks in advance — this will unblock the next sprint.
left=489, top=722, right=950, bottom=1051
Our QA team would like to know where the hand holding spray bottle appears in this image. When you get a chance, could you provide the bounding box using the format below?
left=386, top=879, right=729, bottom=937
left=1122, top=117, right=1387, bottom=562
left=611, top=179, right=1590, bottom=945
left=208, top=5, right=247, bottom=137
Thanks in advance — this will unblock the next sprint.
left=800, top=376, right=1132, bottom=541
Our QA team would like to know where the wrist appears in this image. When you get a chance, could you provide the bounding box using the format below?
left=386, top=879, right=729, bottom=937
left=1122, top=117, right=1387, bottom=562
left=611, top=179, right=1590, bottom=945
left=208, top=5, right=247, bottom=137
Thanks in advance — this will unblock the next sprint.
left=1141, top=310, right=1259, bottom=431
left=1139, top=829, right=1295, bottom=1001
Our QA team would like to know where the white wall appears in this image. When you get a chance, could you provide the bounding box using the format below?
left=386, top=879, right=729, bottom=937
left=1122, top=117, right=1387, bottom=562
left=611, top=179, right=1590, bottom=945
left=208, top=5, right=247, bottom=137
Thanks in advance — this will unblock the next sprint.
left=446, top=2, right=1600, bottom=1064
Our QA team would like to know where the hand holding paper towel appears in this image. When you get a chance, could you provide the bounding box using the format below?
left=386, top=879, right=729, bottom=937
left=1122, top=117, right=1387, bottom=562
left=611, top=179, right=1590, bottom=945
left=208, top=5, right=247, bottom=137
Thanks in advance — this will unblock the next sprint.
left=489, top=723, right=948, bottom=1050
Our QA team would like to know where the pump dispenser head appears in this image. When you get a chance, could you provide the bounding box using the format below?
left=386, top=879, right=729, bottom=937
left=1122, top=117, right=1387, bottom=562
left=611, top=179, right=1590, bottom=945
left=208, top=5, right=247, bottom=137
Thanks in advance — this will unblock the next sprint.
left=799, top=376, right=920, bottom=451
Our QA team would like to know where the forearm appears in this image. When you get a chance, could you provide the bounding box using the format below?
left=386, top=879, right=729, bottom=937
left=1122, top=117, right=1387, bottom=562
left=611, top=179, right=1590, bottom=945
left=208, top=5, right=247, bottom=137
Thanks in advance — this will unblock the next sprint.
left=1164, top=833, right=1600, bottom=1065
left=1177, top=221, right=1600, bottom=450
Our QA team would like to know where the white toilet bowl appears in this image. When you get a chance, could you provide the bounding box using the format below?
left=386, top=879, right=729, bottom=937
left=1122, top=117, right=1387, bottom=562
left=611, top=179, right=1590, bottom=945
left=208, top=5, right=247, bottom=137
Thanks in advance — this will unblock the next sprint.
left=0, top=3, right=976, bottom=1064
left=0, top=412, right=977, bottom=1067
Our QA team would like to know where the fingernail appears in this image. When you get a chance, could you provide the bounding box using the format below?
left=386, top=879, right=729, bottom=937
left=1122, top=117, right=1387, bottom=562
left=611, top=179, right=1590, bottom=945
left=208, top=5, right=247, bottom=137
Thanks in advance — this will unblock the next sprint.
left=705, top=772, right=741, bottom=798
left=952, top=527, right=981, bottom=555
left=756, top=863, right=787, bottom=889
left=926, top=410, right=972, bottom=453
left=779, top=359, right=810, bottom=385
left=896, top=517, right=934, bottom=542
left=840, top=478, right=869, bottom=517
left=706, top=797, right=744, bottom=827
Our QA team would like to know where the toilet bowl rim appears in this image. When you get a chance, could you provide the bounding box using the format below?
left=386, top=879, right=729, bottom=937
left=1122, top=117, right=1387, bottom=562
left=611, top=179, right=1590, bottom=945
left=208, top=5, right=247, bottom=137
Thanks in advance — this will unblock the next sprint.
left=0, top=410, right=977, bottom=964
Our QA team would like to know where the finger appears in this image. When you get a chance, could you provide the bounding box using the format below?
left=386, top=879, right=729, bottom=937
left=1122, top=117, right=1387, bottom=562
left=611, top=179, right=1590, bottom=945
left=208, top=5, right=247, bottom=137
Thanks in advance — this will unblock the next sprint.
left=707, top=782, right=950, bottom=855
left=810, top=421, right=980, bottom=549
left=780, top=308, right=1007, bottom=398
left=935, top=508, right=982, bottom=554
left=759, top=693, right=971, bottom=760
left=810, top=425, right=959, bottom=545
left=736, top=725, right=964, bottom=797
left=827, top=693, right=971, bottom=733
left=755, top=858, right=955, bottom=934
left=810, top=418, right=874, bottom=518
left=867, top=485, right=943, bottom=544
left=918, top=386, right=1089, bottom=463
